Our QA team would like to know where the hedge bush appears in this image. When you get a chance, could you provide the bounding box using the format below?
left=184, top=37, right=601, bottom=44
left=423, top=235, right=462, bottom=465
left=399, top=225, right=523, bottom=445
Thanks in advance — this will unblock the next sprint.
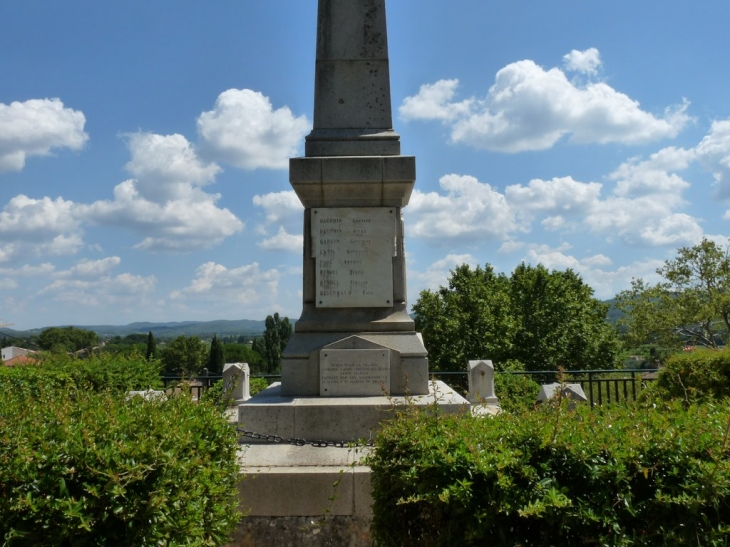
left=650, top=347, right=730, bottom=401
left=0, top=352, right=162, bottom=396
left=369, top=400, right=730, bottom=546
left=0, top=387, right=241, bottom=546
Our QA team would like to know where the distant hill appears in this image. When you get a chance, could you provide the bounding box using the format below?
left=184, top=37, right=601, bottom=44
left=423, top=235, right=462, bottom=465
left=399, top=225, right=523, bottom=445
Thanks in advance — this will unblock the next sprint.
left=1, top=319, right=270, bottom=340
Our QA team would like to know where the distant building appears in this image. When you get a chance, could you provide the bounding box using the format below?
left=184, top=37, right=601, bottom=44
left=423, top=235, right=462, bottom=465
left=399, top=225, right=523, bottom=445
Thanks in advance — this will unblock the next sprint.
left=1, top=346, right=36, bottom=365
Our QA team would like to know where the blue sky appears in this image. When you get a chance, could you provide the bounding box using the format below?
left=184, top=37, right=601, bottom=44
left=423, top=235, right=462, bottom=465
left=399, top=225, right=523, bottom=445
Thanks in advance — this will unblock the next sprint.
left=2, top=0, right=730, bottom=330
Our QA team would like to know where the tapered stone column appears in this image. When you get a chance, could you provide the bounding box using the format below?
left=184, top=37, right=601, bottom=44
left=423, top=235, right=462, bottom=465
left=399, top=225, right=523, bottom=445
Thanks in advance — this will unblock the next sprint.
left=282, top=0, right=428, bottom=398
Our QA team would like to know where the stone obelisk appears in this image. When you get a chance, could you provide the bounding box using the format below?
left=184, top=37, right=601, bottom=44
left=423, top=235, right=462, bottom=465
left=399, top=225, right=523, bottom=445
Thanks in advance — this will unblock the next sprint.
left=282, top=0, right=428, bottom=398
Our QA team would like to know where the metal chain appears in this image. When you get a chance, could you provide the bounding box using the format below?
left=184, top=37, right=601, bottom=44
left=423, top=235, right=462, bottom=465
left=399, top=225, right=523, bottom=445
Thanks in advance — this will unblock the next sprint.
left=236, top=427, right=373, bottom=448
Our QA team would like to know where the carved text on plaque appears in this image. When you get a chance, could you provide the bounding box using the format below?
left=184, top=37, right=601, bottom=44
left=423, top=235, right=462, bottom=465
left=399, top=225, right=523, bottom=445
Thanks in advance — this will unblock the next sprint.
left=312, top=207, right=395, bottom=308
left=320, top=349, right=391, bottom=396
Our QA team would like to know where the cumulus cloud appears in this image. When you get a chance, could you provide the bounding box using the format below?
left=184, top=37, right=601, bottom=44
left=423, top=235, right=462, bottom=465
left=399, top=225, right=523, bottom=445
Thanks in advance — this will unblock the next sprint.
left=257, top=227, right=303, bottom=252
left=0, top=98, right=88, bottom=172
left=170, top=261, right=281, bottom=305
left=197, top=89, right=310, bottom=170
left=695, top=119, right=730, bottom=198
left=38, top=273, right=156, bottom=306
left=522, top=244, right=665, bottom=299
left=54, top=257, right=121, bottom=278
left=408, top=253, right=478, bottom=300
left=400, top=49, right=691, bottom=152
left=563, top=48, right=602, bottom=75
left=0, top=195, right=84, bottom=262
left=400, top=79, right=473, bottom=122
left=252, top=190, right=303, bottom=252
left=406, top=174, right=517, bottom=241
left=505, top=176, right=602, bottom=226
left=79, top=132, right=243, bottom=252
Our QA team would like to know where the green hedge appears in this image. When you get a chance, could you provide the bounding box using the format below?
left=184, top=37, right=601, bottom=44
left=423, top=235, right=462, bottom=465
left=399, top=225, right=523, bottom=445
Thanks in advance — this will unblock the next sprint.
left=0, top=352, right=162, bottom=396
left=650, top=347, right=730, bottom=401
left=369, top=400, right=730, bottom=546
left=0, top=388, right=240, bottom=546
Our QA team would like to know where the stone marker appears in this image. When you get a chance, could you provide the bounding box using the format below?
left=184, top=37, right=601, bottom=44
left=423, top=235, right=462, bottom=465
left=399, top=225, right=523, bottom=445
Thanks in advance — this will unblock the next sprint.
left=223, top=362, right=250, bottom=403
left=467, top=359, right=499, bottom=406
left=125, top=389, right=165, bottom=401
left=537, top=383, right=588, bottom=407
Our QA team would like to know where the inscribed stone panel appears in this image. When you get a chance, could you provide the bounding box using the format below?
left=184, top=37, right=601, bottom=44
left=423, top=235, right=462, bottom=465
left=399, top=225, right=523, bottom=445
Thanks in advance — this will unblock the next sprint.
left=320, top=349, right=390, bottom=396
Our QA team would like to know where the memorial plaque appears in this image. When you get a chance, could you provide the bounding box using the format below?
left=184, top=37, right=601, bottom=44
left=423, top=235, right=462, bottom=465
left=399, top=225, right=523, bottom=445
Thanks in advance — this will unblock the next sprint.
left=320, top=349, right=391, bottom=396
left=312, top=207, right=396, bottom=308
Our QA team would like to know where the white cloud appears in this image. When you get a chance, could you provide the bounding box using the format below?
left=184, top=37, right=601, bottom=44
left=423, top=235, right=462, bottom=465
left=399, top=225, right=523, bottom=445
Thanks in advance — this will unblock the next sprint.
left=505, top=176, right=602, bottom=226
left=257, top=227, right=303, bottom=252
left=695, top=119, right=730, bottom=198
left=0, top=195, right=84, bottom=262
left=563, top=48, right=602, bottom=75
left=197, top=89, right=310, bottom=170
left=54, top=257, right=121, bottom=278
left=38, top=272, right=156, bottom=306
left=406, top=174, right=517, bottom=241
left=170, top=261, right=281, bottom=306
left=407, top=253, right=478, bottom=303
left=80, top=133, right=243, bottom=252
left=400, top=50, right=692, bottom=153
left=610, top=146, right=695, bottom=197
left=522, top=244, right=664, bottom=299
left=0, top=263, right=56, bottom=276
left=252, top=190, right=303, bottom=224
left=0, top=98, right=88, bottom=172
left=399, top=79, right=473, bottom=122
left=124, top=132, right=221, bottom=201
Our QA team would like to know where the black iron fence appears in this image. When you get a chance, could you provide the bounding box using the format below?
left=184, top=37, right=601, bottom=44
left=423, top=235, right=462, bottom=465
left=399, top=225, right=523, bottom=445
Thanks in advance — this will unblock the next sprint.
left=163, top=369, right=658, bottom=407
left=431, top=369, right=658, bottom=407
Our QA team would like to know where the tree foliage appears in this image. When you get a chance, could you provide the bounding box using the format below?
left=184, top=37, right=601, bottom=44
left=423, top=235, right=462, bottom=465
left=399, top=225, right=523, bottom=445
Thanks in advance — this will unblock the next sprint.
left=413, top=263, right=619, bottom=371
left=160, top=335, right=208, bottom=376
left=255, top=313, right=292, bottom=374
left=615, top=238, right=730, bottom=349
left=37, top=326, right=99, bottom=353
left=207, top=335, right=225, bottom=375
left=145, top=331, right=156, bottom=361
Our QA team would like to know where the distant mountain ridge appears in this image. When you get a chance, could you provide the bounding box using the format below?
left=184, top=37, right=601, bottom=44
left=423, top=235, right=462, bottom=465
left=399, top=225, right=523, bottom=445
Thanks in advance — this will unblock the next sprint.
left=1, top=319, right=269, bottom=339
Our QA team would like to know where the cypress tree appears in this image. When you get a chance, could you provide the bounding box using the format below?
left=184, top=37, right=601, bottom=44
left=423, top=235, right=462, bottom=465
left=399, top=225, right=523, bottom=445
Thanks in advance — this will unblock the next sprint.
left=145, top=331, right=156, bottom=361
left=208, top=335, right=225, bottom=375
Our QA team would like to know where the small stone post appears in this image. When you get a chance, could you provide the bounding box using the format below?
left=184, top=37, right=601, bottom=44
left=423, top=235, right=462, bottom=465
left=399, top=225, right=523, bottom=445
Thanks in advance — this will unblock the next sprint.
left=223, top=362, right=250, bottom=404
left=467, top=359, right=499, bottom=405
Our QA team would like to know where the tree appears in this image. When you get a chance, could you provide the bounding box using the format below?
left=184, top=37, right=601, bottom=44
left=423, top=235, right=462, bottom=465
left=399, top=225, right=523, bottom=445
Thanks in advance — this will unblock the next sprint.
left=160, top=336, right=208, bottom=376
left=413, top=263, right=620, bottom=372
left=509, top=264, right=619, bottom=371
left=414, top=264, right=514, bottom=372
left=615, top=238, right=730, bottom=349
left=145, top=331, right=157, bottom=361
left=38, top=326, right=98, bottom=353
left=207, top=335, right=225, bottom=375
left=258, top=313, right=293, bottom=373
left=222, top=343, right=264, bottom=370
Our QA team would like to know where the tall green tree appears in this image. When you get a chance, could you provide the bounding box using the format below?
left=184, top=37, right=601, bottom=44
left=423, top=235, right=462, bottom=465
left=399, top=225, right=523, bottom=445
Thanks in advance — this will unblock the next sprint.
left=414, top=264, right=514, bottom=372
left=207, top=335, right=225, bottom=375
left=258, top=313, right=293, bottom=373
left=509, top=263, right=619, bottom=370
left=145, top=331, right=157, bottom=361
left=615, top=238, right=730, bottom=349
left=37, top=327, right=98, bottom=353
left=413, top=263, right=620, bottom=372
left=160, top=336, right=208, bottom=376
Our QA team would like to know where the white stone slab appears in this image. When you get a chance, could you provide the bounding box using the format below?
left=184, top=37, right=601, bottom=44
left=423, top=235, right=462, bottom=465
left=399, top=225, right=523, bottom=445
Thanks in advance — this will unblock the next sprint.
left=320, top=349, right=390, bottom=396
left=311, top=207, right=395, bottom=308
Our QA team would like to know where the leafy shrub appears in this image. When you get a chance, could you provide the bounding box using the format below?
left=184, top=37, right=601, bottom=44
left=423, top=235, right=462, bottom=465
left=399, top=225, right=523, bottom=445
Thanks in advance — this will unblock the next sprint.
left=0, top=388, right=241, bottom=546
left=0, top=351, right=162, bottom=396
left=369, top=400, right=730, bottom=546
left=649, top=347, right=730, bottom=401
left=494, top=372, right=540, bottom=412
left=249, top=377, right=268, bottom=396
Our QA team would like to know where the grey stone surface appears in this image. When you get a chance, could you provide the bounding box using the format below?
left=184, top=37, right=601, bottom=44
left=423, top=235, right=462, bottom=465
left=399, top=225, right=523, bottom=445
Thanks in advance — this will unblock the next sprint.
left=320, top=348, right=390, bottom=397
left=239, top=381, right=469, bottom=442
left=467, top=359, right=499, bottom=405
left=223, top=362, right=250, bottom=403
left=537, top=383, right=589, bottom=406
left=312, top=207, right=396, bottom=308
left=226, top=515, right=372, bottom=547
left=125, top=390, right=165, bottom=401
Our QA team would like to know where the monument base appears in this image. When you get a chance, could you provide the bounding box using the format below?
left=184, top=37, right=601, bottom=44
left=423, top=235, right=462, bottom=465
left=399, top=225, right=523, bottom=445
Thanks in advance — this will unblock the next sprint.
left=238, top=380, right=468, bottom=443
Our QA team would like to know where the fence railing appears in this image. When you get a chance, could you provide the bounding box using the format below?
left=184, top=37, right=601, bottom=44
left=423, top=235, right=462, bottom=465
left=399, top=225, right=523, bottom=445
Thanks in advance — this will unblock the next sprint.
left=431, top=369, right=658, bottom=406
left=163, top=369, right=658, bottom=407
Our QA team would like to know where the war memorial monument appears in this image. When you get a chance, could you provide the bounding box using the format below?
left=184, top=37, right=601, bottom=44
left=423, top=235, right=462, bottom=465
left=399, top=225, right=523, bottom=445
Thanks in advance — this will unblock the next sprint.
left=234, top=0, right=494, bottom=540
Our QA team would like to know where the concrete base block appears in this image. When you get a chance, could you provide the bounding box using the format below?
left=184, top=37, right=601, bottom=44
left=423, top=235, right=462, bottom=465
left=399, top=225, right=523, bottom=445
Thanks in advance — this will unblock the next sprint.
left=226, top=515, right=372, bottom=547
left=239, top=380, right=470, bottom=442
